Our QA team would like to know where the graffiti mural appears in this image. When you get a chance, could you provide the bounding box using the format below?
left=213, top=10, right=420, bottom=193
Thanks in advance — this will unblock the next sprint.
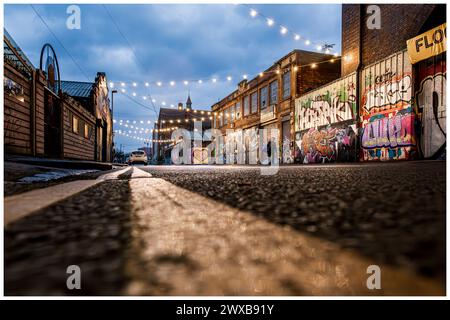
left=297, top=123, right=357, bottom=164
left=415, top=56, right=446, bottom=159
left=361, top=108, right=416, bottom=160
left=295, top=73, right=357, bottom=131
left=360, top=50, right=417, bottom=161
left=294, top=73, right=357, bottom=163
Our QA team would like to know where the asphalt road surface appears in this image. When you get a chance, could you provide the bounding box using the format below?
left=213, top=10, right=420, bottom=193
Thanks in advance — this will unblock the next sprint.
left=4, top=162, right=446, bottom=295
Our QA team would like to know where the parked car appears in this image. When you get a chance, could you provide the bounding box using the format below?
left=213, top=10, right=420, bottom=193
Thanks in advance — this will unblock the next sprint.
left=129, top=150, right=147, bottom=165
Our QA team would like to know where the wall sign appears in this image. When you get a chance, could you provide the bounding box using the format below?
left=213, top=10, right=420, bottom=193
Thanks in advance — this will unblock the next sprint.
left=407, top=23, right=446, bottom=64
left=4, top=77, right=25, bottom=102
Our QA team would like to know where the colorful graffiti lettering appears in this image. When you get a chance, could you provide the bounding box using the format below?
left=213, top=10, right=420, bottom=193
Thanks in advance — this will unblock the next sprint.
left=416, top=72, right=446, bottom=159
left=295, top=74, right=357, bottom=131
left=298, top=126, right=356, bottom=164
left=362, top=72, right=412, bottom=115
left=360, top=51, right=416, bottom=161
left=362, top=108, right=415, bottom=146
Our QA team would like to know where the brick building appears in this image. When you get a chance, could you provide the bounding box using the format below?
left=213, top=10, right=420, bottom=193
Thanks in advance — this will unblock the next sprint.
left=152, top=95, right=212, bottom=164
left=211, top=49, right=341, bottom=164
left=294, top=4, right=446, bottom=163
left=4, top=30, right=113, bottom=162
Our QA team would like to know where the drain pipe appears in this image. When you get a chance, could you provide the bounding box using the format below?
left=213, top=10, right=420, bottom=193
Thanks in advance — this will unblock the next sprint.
left=355, top=4, right=364, bottom=161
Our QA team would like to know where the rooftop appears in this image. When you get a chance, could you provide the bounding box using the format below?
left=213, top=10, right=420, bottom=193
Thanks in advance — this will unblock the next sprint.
left=59, top=80, right=94, bottom=98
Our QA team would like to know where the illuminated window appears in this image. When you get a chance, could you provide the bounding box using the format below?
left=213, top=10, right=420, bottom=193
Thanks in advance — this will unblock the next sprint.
left=230, top=104, right=235, bottom=121
left=72, top=115, right=79, bottom=134
left=84, top=123, right=90, bottom=139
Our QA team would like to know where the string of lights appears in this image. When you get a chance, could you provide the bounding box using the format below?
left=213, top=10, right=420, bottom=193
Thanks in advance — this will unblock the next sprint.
left=115, top=130, right=174, bottom=143
left=115, top=121, right=179, bottom=133
left=108, top=55, right=346, bottom=92
left=242, top=4, right=337, bottom=55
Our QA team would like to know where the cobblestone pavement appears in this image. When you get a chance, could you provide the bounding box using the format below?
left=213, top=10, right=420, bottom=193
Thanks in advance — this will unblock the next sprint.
left=3, top=162, right=446, bottom=295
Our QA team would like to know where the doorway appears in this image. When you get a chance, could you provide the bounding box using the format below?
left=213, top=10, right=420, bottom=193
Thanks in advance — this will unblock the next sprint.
left=282, top=120, right=291, bottom=163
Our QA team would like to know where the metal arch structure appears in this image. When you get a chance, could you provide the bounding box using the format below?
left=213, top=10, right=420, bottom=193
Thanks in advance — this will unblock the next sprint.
left=39, top=43, right=61, bottom=94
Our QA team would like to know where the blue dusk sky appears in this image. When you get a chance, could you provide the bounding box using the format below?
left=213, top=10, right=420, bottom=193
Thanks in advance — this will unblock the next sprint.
left=4, top=4, right=342, bottom=152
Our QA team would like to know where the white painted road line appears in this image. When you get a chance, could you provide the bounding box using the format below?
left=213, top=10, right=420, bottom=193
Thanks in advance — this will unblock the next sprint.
left=4, top=166, right=132, bottom=226
left=125, top=177, right=444, bottom=296
left=131, top=166, right=152, bottom=179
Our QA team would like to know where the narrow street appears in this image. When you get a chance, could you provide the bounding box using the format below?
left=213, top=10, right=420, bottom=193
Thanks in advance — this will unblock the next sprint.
left=4, top=161, right=446, bottom=296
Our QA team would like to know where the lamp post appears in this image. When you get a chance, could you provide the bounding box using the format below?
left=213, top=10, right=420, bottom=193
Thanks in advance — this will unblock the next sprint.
left=111, top=89, right=117, bottom=162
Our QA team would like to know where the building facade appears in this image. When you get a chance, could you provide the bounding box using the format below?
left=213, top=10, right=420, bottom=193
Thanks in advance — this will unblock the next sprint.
left=152, top=95, right=212, bottom=164
left=4, top=31, right=113, bottom=162
left=294, top=4, right=446, bottom=163
left=211, top=49, right=341, bottom=164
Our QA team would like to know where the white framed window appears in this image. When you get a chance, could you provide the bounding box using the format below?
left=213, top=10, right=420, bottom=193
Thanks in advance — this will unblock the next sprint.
left=283, top=71, right=291, bottom=99
left=243, top=96, right=250, bottom=116
left=270, top=80, right=278, bottom=105
left=224, top=108, right=229, bottom=125
left=236, top=101, right=241, bottom=119
left=260, top=86, right=268, bottom=110
left=251, top=91, right=258, bottom=113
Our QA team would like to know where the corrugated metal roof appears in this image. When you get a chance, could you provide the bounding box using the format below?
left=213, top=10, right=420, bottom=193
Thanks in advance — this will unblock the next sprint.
left=59, top=80, right=94, bottom=98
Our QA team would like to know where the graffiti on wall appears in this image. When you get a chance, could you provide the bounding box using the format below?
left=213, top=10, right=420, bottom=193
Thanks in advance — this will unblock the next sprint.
left=295, top=73, right=357, bottom=131
left=297, top=124, right=357, bottom=164
left=362, top=72, right=412, bottom=115
left=416, top=67, right=446, bottom=159
left=360, top=50, right=416, bottom=161
left=361, top=108, right=416, bottom=160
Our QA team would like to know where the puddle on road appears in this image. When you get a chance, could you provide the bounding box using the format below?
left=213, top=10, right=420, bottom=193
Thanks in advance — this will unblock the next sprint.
left=18, top=169, right=99, bottom=183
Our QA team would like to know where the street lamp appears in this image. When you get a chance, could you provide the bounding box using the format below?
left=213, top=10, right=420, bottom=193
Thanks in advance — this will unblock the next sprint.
left=111, top=89, right=118, bottom=162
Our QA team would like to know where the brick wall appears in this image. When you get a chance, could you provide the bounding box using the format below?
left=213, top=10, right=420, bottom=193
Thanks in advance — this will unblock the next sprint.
left=341, top=5, right=362, bottom=76
left=297, top=60, right=342, bottom=95
left=341, top=4, right=437, bottom=75
left=212, top=50, right=341, bottom=163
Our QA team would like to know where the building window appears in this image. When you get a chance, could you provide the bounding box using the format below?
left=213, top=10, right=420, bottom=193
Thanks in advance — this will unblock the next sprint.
left=224, top=108, right=228, bottom=125
left=236, top=101, right=241, bottom=119
left=251, top=91, right=258, bottom=113
left=282, top=71, right=291, bottom=99
left=270, top=80, right=278, bottom=105
left=260, top=86, right=268, bottom=110
left=84, top=123, right=90, bottom=139
left=213, top=113, right=217, bottom=128
left=230, top=104, right=235, bottom=121
left=72, top=115, right=79, bottom=134
left=243, top=96, right=250, bottom=116
left=219, top=112, right=223, bottom=126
